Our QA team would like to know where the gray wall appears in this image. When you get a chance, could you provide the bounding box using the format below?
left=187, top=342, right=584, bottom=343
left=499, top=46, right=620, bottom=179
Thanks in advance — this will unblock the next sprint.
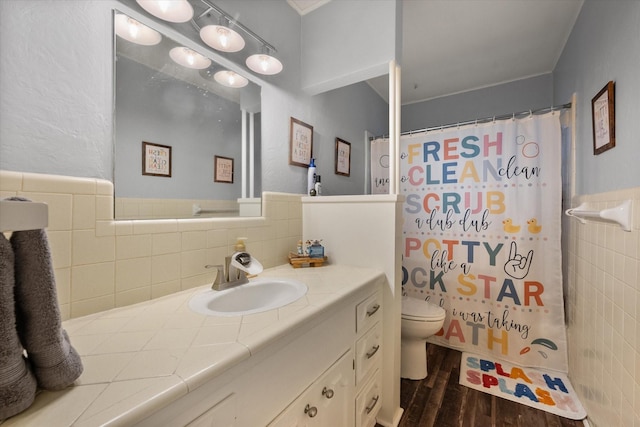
left=401, top=73, right=554, bottom=133
left=0, top=0, right=390, bottom=197
left=301, top=0, right=399, bottom=95
left=553, top=0, right=640, bottom=195
left=0, top=0, right=114, bottom=179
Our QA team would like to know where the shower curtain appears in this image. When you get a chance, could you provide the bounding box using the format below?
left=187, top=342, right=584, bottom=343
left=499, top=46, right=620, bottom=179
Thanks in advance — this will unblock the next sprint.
left=370, top=137, right=390, bottom=194
left=382, top=111, right=568, bottom=371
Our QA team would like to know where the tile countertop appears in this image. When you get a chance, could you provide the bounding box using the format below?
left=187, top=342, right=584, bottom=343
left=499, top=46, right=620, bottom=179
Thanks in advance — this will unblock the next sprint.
left=4, top=264, right=385, bottom=427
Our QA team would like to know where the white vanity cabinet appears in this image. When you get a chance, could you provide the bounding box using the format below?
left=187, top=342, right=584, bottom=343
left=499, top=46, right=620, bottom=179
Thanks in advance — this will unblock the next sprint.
left=137, top=281, right=384, bottom=427
left=185, top=394, right=237, bottom=427
left=354, top=291, right=383, bottom=426
left=268, top=349, right=354, bottom=427
left=269, top=290, right=383, bottom=427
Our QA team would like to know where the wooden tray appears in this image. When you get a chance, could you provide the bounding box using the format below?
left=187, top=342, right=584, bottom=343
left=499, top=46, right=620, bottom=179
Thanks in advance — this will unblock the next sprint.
left=288, top=252, right=327, bottom=268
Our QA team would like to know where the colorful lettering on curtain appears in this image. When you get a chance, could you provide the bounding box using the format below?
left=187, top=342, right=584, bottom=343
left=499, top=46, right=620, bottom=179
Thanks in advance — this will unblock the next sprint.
left=400, top=112, right=567, bottom=371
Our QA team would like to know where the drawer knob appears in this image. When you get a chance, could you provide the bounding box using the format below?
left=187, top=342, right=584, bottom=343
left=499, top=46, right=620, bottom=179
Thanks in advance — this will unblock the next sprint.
left=304, top=404, right=318, bottom=418
left=322, top=387, right=334, bottom=399
left=366, top=344, right=380, bottom=359
left=366, top=304, right=380, bottom=317
left=365, top=395, right=379, bottom=414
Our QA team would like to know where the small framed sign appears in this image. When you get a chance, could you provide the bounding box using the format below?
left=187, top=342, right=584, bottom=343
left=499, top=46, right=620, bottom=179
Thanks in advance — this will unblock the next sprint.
left=142, top=141, right=172, bottom=177
left=214, top=155, right=234, bottom=183
left=335, top=137, right=351, bottom=176
left=591, top=81, right=615, bottom=155
left=289, top=117, right=313, bottom=167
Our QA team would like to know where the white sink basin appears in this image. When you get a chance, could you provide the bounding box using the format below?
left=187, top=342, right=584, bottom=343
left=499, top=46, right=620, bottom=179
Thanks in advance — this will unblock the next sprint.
left=188, top=278, right=308, bottom=316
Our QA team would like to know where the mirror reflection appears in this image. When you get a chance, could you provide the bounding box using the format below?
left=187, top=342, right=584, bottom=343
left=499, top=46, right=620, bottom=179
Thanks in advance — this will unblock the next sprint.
left=114, top=11, right=262, bottom=219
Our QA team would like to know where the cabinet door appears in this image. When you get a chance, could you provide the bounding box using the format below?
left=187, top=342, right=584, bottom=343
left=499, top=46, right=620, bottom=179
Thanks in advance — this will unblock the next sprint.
left=269, top=349, right=355, bottom=427
left=186, top=393, right=236, bottom=427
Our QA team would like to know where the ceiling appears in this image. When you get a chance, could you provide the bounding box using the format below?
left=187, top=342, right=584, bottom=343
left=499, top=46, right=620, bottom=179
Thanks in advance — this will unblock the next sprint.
left=288, top=0, right=584, bottom=105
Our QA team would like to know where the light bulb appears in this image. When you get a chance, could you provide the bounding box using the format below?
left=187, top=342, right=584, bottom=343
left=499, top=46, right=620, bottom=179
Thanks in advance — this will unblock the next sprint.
left=169, top=46, right=211, bottom=69
left=127, top=19, right=140, bottom=39
left=158, top=0, right=170, bottom=14
left=260, top=56, right=269, bottom=72
left=115, top=14, right=161, bottom=46
left=218, top=27, right=229, bottom=49
left=246, top=51, right=282, bottom=75
left=136, top=0, right=194, bottom=23
left=199, top=24, right=245, bottom=53
left=213, top=70, right=248, bottom=88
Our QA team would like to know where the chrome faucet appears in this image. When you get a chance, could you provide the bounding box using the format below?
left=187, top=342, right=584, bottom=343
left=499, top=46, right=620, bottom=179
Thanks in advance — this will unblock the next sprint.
left=205, top=252, right=256, bottom=291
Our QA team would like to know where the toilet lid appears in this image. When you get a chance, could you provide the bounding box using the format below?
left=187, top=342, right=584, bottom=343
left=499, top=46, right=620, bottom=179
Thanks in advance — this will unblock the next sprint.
left=402, top=296, right=446, bottom=321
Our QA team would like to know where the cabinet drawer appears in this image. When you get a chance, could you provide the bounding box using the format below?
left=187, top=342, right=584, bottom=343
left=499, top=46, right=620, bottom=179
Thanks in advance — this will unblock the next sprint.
left=355, top=323, right=381, bottom=385
left=356, top=292, right=382, bottom=334
left=355, top=369, right=381, bottom=427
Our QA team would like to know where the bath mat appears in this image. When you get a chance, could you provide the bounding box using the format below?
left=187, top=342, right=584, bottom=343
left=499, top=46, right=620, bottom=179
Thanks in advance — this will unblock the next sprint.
left=459, top=352, right=586, bottom=420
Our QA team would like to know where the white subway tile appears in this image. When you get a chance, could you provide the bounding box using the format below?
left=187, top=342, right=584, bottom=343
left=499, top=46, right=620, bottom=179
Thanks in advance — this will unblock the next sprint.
left=115, top=257, right=151, bottom=291
left=73, top=230, right=115, bottom=265
left=71, top=262, right=115, bottom=301
left=116, top=234, right=152, bottom=260
left=151, top=253, right=180, bottom=284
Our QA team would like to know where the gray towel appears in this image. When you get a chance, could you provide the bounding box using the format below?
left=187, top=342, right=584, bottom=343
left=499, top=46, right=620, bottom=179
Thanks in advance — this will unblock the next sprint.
left=10, top=210, right=83, bottom=391
left=0, top=233, right=37, bottom=420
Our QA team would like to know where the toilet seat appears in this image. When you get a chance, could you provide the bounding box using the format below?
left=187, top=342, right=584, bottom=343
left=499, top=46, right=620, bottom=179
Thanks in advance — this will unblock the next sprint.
left=401, top=296, right=445, bottom=321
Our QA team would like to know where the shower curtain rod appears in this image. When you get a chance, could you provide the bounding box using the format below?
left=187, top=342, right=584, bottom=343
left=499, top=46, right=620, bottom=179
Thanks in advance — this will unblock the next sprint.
left=373, top=102, right=571, bottom=140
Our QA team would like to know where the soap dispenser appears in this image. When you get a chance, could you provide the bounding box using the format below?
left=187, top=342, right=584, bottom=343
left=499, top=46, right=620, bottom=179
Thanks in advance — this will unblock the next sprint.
left=234, top=237, right=247, bottom=252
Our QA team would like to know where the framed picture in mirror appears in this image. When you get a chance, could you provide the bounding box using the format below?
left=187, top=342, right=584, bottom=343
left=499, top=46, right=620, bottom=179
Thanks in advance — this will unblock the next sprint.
left=335, top=138, right=351, bottom=176
left=289, top=117, right=313, bottom=167
left=142, top=141, right=172, bottom=177
left=214, top=155, right=234, bottom=183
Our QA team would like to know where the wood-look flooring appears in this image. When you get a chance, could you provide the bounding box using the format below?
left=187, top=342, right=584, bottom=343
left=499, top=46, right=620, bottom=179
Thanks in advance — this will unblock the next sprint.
left=382, top=344, right=585, bottom=427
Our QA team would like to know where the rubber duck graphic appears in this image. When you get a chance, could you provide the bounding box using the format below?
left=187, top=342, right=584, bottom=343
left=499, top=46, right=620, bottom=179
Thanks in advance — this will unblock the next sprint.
left=502, top=218, right=521, bottom=233
left=527, top=218, right=542, bottom=234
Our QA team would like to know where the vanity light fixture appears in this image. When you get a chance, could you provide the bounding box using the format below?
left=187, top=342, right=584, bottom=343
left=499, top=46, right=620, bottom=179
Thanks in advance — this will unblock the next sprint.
left=200, top=17, right=245, bottom=53
left=246, top=46, right=283, bottom=76
left=169, top=46, right=212, bottom=69
left=213, top=70, right=248, bottom=88
left=114, top=14, right=162, bottom=46
left=197, top=0, right=283, bottom=76
left=136, top=0, right=194, bottom=23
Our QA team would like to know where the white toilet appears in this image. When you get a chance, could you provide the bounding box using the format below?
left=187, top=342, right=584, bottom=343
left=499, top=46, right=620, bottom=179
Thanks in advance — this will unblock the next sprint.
left=401, top=295, right=446, bottom=380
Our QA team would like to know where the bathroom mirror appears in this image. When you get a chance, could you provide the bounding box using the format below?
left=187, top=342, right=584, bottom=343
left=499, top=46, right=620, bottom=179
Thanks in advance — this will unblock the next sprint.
left=113, top=10, right=262, bottom=219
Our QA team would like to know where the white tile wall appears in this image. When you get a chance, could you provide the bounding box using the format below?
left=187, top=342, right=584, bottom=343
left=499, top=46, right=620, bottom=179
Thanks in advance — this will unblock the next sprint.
left=566, top=186, right=640, bottom=427
left=0, top=170, right=303, bottom=320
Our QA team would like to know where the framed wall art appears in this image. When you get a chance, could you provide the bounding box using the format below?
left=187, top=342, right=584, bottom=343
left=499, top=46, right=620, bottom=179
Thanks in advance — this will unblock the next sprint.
left=289, top=117, right=313, bottom=167
left=142, top=141, right=172, bottom=177
left=335, top=137, right=351, bottom=176
left=591, top=80, right=615, bottom=155
left=214, top=155, right=234, bottom=183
